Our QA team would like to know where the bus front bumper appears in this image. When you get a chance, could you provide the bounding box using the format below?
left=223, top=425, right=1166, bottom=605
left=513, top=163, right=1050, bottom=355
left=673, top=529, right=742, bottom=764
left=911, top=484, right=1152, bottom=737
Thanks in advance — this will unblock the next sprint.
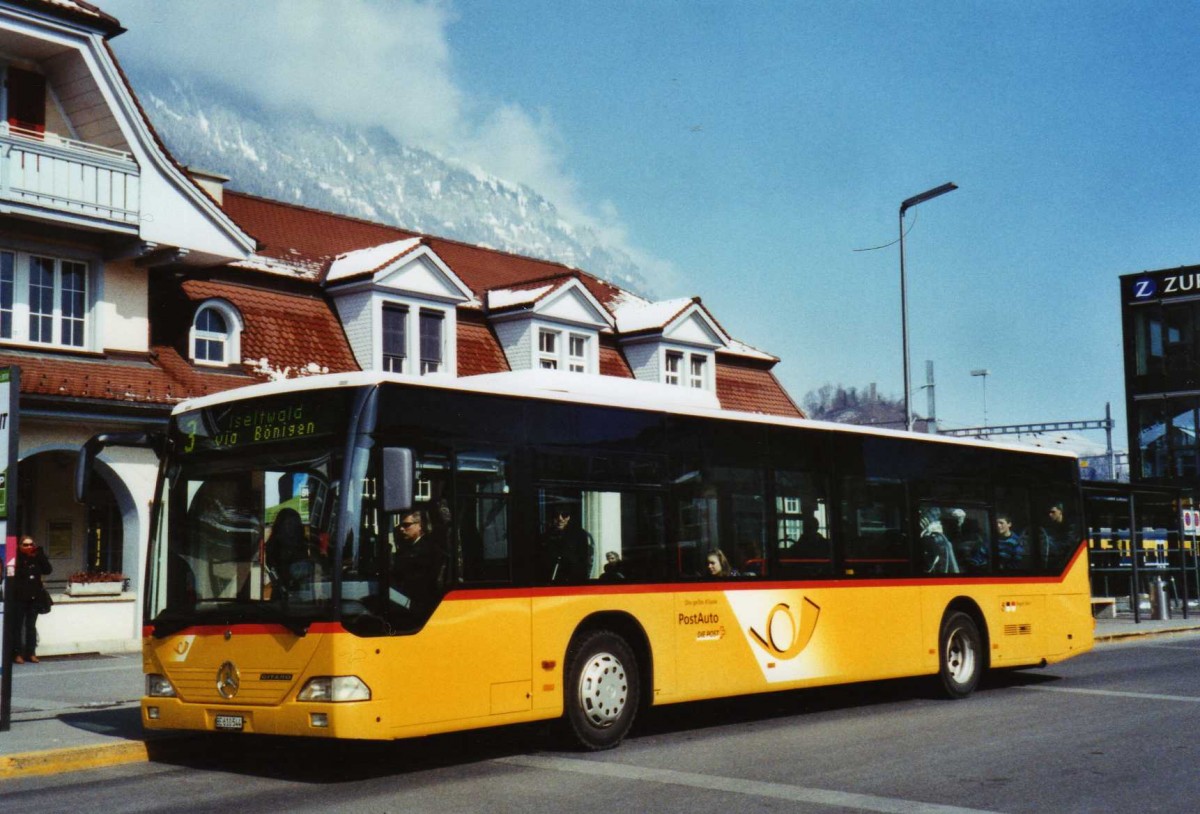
left=141, top=697, right=392, bottom=740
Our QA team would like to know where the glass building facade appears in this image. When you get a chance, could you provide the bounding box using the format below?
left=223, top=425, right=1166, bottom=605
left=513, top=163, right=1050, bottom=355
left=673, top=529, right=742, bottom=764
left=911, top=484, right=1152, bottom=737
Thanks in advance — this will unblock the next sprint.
left=1122, top=266, right=1200, bottom=484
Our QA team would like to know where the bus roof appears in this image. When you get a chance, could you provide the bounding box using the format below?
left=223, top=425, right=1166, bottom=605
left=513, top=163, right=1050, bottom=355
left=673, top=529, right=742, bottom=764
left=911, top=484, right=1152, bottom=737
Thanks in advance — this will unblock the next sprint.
left=172, top=370, right=1078, bottom=460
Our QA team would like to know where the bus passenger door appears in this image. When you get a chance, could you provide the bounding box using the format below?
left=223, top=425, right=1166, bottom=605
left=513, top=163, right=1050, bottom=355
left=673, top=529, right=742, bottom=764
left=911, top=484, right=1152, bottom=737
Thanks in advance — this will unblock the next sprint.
left=381, top=450, right=533, bottom=727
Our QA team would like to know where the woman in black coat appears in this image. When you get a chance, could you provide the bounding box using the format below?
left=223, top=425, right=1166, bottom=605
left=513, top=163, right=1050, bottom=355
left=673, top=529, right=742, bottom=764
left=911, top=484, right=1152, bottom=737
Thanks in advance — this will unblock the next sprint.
left=10, top=535, right=52, bottom=663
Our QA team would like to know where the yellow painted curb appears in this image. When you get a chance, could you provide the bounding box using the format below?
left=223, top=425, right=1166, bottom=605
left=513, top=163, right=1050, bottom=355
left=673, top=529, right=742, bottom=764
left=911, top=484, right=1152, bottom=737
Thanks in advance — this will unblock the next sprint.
left=0, top=741, right=151, bottom=779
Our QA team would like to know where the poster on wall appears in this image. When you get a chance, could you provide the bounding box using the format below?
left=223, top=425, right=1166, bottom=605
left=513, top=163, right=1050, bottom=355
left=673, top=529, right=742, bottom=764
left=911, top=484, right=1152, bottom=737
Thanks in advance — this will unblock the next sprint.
left=1, top=365, right=21, bottom=731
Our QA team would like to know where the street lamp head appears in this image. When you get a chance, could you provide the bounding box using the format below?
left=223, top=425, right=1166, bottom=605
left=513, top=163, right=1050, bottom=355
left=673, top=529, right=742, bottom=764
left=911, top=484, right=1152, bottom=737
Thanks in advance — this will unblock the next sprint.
left=900, top=182, right=958, bottom=215
left=970, top=369, right=989, bottom=377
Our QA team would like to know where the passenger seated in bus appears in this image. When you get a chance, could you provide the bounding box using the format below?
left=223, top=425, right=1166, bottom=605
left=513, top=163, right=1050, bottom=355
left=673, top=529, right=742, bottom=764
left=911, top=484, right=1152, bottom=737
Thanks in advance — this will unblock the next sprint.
left=539, top=503, right=595, bottom=582
left=265, top=508, right=311, bottom=597
left=795, top=512, right=828, bottom=558
left=955, top=517, right=989, bottom=572
left=921, top=518, right=959, bottom=574
left=995, top=513, right=1027, bottom=569
left=705, top=549, right=736, bottom=577
left=600, top=551, right=625, bottom=581
left=390, top=508, right=447, bottom=614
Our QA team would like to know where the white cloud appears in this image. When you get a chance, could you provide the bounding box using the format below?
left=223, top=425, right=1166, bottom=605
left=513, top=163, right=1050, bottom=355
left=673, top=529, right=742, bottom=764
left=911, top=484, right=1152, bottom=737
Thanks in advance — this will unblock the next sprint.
left=99, top=0, right=679, bottom=289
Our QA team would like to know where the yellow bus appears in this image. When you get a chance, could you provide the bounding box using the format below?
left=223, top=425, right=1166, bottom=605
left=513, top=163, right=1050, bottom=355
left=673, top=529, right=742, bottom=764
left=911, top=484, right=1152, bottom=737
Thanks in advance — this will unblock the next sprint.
left=79, top=371, right=1093, bottom=750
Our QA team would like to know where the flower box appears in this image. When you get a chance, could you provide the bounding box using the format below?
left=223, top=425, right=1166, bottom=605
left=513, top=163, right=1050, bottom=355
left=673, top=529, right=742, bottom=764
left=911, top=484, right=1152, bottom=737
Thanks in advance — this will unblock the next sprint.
left=66, top=581, right=124, bottom=597
left=65, top=572, right=127, bottom=596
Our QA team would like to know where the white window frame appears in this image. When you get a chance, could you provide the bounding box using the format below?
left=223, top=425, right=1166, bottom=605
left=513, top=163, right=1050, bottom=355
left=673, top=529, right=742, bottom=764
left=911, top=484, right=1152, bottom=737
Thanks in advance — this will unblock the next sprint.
left=375, top=297, right=454, bottom=377
left=382, top=303, right=408, bottom=373
left=189, top=299, right=243, bottom=367
left=689, top=354, right=708, bottom=389
left=0, top=248, right=95, bottom=351
left=419, top=308, right=444, bottom=374
left=662, top=347, right=713, bottom=391
left=538, top=327, right=560, bottom=370
left=533, top=326, right=595, bottom=373
left=568, top=333, right=589, bottom=373
left=664, top=350, right=682, bottom=386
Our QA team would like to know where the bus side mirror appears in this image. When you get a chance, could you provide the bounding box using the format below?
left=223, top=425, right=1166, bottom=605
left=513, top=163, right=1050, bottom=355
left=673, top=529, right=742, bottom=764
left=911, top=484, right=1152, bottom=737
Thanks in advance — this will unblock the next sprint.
left=381, top=447, right=414, bottom=514
left=76, top=432, right=165, bottom=503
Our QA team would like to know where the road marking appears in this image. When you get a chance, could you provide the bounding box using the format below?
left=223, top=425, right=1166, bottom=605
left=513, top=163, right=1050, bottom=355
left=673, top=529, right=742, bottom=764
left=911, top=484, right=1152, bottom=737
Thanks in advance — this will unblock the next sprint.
left=497, top=754, right=1003, bottom=814
left=1021, top=685, right=1200, bottom=703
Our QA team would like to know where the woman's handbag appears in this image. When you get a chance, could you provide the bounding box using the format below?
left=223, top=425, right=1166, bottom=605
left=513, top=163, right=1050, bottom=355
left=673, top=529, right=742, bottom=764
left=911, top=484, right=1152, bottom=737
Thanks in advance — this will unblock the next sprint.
left=34, top=587, right=53, bottom=614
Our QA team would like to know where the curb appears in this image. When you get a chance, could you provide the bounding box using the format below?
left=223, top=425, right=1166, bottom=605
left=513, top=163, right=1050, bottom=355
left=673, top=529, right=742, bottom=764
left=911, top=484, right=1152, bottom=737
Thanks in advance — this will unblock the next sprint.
left=0, top=735, right=200, bottom=781
left=0, top=741, right=152, bottom=780
left=1096, top=626, right=1200, bottom=642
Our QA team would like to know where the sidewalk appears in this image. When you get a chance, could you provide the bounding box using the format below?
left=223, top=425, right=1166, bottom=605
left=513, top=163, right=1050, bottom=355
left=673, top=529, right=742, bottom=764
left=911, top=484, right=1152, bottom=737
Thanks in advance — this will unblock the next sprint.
left=3, top=615, right=1200, bottom=780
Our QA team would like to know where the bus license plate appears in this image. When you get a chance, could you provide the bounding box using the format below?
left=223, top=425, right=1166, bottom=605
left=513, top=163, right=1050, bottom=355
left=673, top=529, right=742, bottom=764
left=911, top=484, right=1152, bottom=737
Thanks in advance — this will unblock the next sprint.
left=214, top=714, right=244, bottom=731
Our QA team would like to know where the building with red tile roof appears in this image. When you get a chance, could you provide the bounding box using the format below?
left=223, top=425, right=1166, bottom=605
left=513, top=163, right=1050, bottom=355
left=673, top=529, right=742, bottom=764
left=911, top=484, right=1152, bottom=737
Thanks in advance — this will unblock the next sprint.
left=0, top=0, right=800, bottom=659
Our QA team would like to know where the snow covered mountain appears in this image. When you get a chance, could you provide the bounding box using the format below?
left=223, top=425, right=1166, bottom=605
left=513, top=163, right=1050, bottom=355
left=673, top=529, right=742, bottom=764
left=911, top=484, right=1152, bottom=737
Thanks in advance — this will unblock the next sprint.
left=131, top=73, right=653, bottom=295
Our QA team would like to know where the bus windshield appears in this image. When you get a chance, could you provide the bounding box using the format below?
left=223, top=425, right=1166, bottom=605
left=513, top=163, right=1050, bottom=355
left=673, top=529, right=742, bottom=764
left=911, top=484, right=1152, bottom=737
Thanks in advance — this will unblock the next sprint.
left=146, top=389, right=360, bottom=636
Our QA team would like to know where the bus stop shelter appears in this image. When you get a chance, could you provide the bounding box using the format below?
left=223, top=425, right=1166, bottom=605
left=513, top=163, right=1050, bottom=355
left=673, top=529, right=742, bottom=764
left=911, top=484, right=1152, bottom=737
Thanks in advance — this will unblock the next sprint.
left=1084, top=481, right=1198, bottom=623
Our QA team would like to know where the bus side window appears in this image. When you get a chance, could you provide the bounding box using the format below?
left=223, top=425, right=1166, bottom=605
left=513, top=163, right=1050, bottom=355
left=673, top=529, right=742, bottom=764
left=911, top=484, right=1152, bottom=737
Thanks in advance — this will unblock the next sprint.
left=774, top=470, right=832, bottom=577
left=456, top=452, right=510, bottom=583
left=671, top=466, right=766, bottom=578
left=595, top=491, right=667, bottom=582
left=994, top=487, right=1033, bottom=572
left=840, top=477, right=911, bottom=578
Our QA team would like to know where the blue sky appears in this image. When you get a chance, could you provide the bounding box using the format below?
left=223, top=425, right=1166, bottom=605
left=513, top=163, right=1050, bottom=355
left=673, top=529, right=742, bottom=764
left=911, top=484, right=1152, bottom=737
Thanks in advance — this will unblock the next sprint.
left=100, top=1, right=1200, bottom=445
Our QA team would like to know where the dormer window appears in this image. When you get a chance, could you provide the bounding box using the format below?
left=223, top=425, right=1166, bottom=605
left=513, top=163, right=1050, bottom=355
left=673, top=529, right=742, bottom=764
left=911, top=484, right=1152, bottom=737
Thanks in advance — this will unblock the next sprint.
left=568, top=335, right=588, bottom=373
left=374, top=300, right=450, bottom=376
left=190, top=300, right=242, bottom=366
left=419, top=309, right=444, bottom=374
left=535, top=327, right=592, bottom=373
left=382, top=304, right=407, bottom=372
left=538, top=328, right=559, bottom=369
left=660, top=348, right=711, bottom=390
left=665, top=351, right=682, bottom=385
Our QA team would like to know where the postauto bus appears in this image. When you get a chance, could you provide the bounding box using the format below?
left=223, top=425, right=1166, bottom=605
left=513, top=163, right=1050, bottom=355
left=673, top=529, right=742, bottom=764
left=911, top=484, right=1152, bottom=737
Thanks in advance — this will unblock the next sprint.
left=78, top=371, right=1093, bottom=750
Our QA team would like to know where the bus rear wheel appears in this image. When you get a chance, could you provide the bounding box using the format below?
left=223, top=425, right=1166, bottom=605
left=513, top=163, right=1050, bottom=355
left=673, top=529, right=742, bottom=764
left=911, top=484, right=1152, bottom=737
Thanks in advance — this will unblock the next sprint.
left=564, top=630, right=639, bottom=750
left=938, top=611, right=982, bottom=699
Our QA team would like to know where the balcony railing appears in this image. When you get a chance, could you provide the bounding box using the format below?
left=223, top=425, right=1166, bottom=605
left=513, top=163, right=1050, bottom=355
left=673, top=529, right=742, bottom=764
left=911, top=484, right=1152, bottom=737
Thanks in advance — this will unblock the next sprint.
left=0, top=123, right=140, bottom=227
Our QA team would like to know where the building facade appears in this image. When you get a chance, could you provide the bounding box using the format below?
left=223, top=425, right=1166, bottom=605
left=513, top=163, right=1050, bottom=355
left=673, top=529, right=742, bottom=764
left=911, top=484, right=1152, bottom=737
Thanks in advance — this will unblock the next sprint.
left=1121, top=265, right=1200, bottom=486
left=2, top=1, right=801, bottom=655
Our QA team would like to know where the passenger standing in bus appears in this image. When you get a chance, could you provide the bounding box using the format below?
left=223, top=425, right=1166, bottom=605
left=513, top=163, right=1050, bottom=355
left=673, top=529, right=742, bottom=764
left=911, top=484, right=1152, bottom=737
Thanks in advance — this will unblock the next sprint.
left=541, top=503, right=594, bottom=581
left=1039, top=502, right=1074, bottom=566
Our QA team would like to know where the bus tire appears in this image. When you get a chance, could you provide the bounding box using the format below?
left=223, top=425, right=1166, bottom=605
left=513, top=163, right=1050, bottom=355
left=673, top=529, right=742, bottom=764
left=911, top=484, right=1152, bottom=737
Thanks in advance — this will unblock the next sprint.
left=563, top=629, right=639, bottom=751
left=938, top=611, right=982, bottom=699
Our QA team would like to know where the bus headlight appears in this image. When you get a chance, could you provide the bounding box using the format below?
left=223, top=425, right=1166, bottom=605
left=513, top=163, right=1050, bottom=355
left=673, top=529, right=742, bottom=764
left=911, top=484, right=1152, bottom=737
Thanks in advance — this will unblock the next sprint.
left=297, top=676, right=371, bottom=702
left=147, top=674, right=177, bottom=697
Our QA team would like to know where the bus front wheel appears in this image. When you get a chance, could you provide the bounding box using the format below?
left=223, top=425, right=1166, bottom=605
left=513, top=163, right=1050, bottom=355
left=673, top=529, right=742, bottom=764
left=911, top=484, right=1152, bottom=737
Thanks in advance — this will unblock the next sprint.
left=938, top=611, right=982, bottom=699
left=564, top=630, right=639, bottom=750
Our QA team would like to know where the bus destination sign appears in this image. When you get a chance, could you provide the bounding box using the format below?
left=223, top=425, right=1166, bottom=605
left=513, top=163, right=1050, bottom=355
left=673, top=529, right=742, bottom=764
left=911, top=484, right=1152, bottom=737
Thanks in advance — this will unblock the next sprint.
left=176, top=394, right=343, bottom=454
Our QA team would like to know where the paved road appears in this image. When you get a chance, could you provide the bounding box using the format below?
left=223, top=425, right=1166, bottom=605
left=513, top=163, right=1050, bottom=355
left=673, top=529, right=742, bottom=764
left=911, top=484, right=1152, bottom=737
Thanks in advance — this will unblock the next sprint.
left=3, top=633, right=1200, bottom=812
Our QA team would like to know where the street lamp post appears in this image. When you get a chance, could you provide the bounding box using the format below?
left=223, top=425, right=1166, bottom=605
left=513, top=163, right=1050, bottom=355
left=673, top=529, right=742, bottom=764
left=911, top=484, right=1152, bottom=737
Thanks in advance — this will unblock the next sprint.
left=971, top=368, right=990, bottom=429
left=900, top=182, right=957, bottom=432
